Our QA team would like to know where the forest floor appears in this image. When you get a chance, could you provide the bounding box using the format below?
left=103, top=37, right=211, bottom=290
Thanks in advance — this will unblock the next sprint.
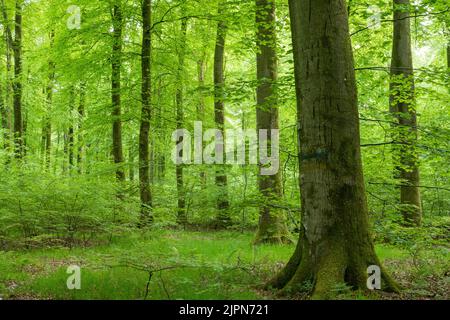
left=0, top=230, right=448, bottom=300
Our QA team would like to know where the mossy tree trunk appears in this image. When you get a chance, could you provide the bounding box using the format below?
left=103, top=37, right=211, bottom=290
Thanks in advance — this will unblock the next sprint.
left=111, top=1, right=125, bottom=181
left=176, top=17, right=188, bottom=226
left=389, top=0, right=422, bottom=226
left=213, top=0, right=231, bottom=227
left=268, top=0, right=399, bottom=299
left=139, top=0, right=153, bottom=226
left=254, top=0, right=290, bottom=245
left=12, top=0, right=23, bottom=159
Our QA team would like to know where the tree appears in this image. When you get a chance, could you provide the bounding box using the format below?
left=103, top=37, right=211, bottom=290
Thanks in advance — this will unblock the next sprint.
left=12, top=0, right=23, bottom=158
left=389, top=0, right=422, bottom=226
left=175, top=17, right=188, bottom=226
left=268, top=0, right=399, bottom=298
left=139, top=0, right=153, bottom=226
left=111, top=1, right=125, bottom=181
left=254, top=0, right=290, bottom=244
left=0, top=0, right=12, bottom=156
left=213, top=0, right=231, bottom=227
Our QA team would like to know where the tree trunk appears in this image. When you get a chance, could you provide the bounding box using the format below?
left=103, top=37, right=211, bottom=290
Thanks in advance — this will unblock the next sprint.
left=1, top=0, right=12, bottom=157
left=254, top=0, right=290, bottom=244
left=175, top=18, right=188, bottom=226
left=111, top=2, right=125, bottom=181
left=197, top=58, right=207, bottom=186
left=12, top=0, right=23, bottom=159
left=268, top=0, right=399, bottom=299
left=139, top=0, right=153, bottom=226
left=68, top=87, right=75, bottom=170
left=213, top=1, right=230, bottom=227
left=77, top=82, right=86, bottom=174
left=42, top=31, right=55, bottom=170
left=389, top=0, right=422, bottom=226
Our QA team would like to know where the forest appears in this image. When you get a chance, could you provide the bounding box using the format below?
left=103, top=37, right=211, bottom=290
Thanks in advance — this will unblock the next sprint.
left=0, top=0, right=448, bottom=301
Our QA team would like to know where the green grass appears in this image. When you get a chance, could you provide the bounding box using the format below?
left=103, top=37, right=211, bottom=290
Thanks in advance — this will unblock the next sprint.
left=0, top=230, right=446, bottom=300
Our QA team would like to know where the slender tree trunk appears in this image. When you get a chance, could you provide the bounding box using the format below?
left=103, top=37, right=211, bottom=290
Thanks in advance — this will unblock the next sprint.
left=213, top=1, right=231, bottom=227
left=42, top=32, right=55, bottom=170
left=1, top=0, right=12, bottom=156
left=111, top=2, right=125, bottom=181
left=197, top=58, right=207, bottom=186
left=68, top=87, right=75, bottom=169
left=139, top=0, right=153, bottom=226
left=77, top=82, right=85, bottom=174
left=0, top=84, right=9, bottom=151
left=254, top=0, right=290, bottom=244
left=389, top=0, right=421, bottom=226
left=175, top=18, right=188, bottom=226
left=12, top=0, right=23, bottom=159
left=268, top=0, right=399, bottom=298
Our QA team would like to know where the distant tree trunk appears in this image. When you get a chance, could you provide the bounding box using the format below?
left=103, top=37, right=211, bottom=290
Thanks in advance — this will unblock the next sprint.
left=111, top=2, right=125, bottom=181
left=268, top=0, right=399, bottom=299
left=139, top=0, right=153, bottom=226
left=213, top=1, right=231, bottom=227
left=1, top=0, right=12, bottom=156
left=175, top=18, right=188, bottom=226
left=68, top=87, right=75, bottom=169
left=42, top=31, right=55, bottom=170
left=77, top=82, right=86, bottom=174
left=0, top=83, right=9, bottom=150
left=254, top=0, right=290, bottom=244
left=197, top=58, right=207, bottom=186
left=389, top=0, right=421, bottom=226
left=12, top=0, right=23, bottom=159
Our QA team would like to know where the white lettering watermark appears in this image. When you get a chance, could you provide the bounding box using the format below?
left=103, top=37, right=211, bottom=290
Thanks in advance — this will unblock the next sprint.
left=367, top=265, right=381, bottom=290
left=66, top=265, right=81, bottom=290
left=172, top=121, right=279, bottom=176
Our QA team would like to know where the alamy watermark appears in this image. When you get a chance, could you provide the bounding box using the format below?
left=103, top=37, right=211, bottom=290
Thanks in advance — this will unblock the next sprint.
left=67, top=5, right=81, bottom=30
left=172, top=121, right=280, bottom=176
left=66, top=265, right=81, bottom=290
left=367, top=265, right=381, bottom=290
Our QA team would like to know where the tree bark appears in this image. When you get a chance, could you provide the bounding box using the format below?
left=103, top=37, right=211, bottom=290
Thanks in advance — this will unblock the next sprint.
left=42, top=31, right=55, bottom=170
left=68, top=87, right=75, bottom=169
left=139, top=0, right=153, bottom=226
left=1, top=0, right=12, bottom=156
left=176, top=17, right=188, bottom=226
left=197, top=58, right=207, bottom=186
left=389, top=0, right=422, bottom=226
left=268, top=0, right=399, bottom=298
left=12, top=0, right=23, bottom=159
left=254, top=0, right=290, bottom=244
left=213, top=1, right=231, bottom=227
left=77, top=82, right=86, bottom=174
left=111, top=2, right=125, bottom=181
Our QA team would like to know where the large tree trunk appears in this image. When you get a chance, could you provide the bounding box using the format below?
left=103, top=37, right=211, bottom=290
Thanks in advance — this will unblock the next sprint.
left=176, top=18, right=188, bottom=226
left=12, top=0, right=23, bottom=159
left=111, top=2, right=125, bottom=181
left=213, top=1, right=230, bottom=227
left=254, top=0, right=290, bottom=244
left=389, top=0, right=421, bottom=226
left=139, top=0, right=153, bottom=226
left=268, top=0, right=399, bottom=299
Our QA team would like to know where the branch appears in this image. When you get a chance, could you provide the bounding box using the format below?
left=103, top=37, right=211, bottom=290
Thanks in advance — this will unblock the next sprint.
left=368, top=182, right=450, bottom=192
left=351, top=8, right=450, bottom=37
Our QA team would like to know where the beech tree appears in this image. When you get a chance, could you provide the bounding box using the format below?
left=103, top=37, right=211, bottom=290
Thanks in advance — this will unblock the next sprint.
left=213, top=0, right=230, bottom=227
left=389, top=0, right=422, bottom=226
left=254, top=0, right=290, bottom=244
left=268, top=0, right=399, bottom=298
